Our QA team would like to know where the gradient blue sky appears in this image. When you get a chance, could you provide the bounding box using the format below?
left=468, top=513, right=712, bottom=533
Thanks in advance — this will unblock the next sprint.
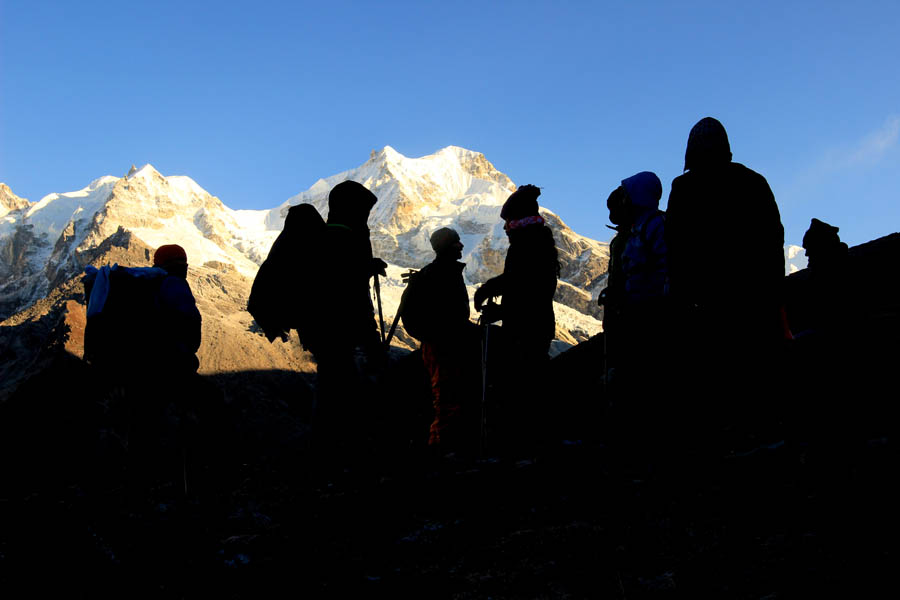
left=2, top=1, right=898, bottom=247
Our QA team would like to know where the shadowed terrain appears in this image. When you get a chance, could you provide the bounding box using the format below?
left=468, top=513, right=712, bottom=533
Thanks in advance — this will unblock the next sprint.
left=0, top=234, right=896, bottom=597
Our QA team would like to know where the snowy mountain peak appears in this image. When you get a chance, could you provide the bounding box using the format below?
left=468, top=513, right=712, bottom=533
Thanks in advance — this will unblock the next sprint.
left=1, top=184, right=32, bottom=217
left=127, top=163, right=158, bottom=180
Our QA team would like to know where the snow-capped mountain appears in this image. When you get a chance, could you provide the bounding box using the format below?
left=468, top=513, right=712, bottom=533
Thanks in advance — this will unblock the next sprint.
left=0, top=147, right=609, bottom=352
left=785, top=244, right=808, bottom=273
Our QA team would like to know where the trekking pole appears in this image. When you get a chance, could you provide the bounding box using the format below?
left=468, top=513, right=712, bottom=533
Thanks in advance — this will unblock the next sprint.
left=384, top=269, right=416, bottom=348
left=373, top=273, right=386, bottom=344
left=479, top=299, right=496, bottom=458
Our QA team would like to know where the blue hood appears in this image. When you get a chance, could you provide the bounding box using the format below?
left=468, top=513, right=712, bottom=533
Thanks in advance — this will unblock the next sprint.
left=622, top=171, right=662, bottom=209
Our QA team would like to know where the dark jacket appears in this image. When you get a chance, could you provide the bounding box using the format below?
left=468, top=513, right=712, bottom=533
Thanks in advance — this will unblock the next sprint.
left=482, top=222, right=558, bottom=348
left=405, top=257, right=470, bottom=344
left=621, top=171, right=668, bottom=305
left=155, top=275, right=202, bottom=374
left=602, top=229, right=629, bottom=330
left=314, top=182, right=379, bottom=352
left=667, top=162, right=784, bottom=312
left=315, top=222, right=379, bottom=350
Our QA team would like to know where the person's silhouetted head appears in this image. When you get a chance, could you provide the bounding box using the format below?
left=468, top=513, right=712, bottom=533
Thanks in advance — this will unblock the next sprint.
left=803, top=218, right=847, bottom=269
left=327, top=181, right=377, bottom=229
left=684, top=117, right=732, bottom=171
left=284, top=203, right=325, bottom=236
left=153, top=244, right=188, bottom=278
left=501, top=184, right=541, bottom=221
left=430, top=227, right=463, bottom=261
left=607, top=186, right=630, bottom=227
left=621, top=171, right=662, bottom=216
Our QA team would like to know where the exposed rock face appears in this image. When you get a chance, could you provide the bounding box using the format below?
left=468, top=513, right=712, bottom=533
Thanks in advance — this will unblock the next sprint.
left=0, top=183, right=32, bottom=215
left=0, top=228, right=315, bottom=402
left=0, top=224, right=50, bottom=319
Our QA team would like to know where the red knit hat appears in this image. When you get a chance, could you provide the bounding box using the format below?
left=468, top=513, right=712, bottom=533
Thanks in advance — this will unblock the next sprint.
left=153, top=244, right=188, bottom=267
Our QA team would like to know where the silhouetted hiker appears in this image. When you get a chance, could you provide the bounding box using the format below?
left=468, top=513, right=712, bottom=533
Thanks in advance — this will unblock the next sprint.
left=401, top=227, right=480, bottom=454
left=473, top=184, right=559, bottom=452
left=600, top=173, right=672, bottom=474
left=151, top=244, right=203, bottom=374
left=667, top=117, right=785, bottom=344
left=307, top=181, right=386, bottom=458
left=784, top=217, right=851, bottom=339
left=248, top=203, right=326, bottom=344
left=607, top=172, right=669, bottom=363
left=82, top=244, right=203, bottom=503
left=666, top=117, right=786, bottom=451
left=598, top=185, right=632, bottom=335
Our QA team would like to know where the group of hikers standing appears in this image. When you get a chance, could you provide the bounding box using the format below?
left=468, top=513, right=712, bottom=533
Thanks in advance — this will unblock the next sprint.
left=86, top=115, right=856, bottom=484
left=247, top=179, right=561, bottom=458
left=244, top=115, right=794, bottom=462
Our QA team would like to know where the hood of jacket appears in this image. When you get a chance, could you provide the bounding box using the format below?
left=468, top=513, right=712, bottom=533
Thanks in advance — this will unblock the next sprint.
left=327, top=180, right=377, bottom=228
left=684, top=117, right=732, bottom=171
left=622, top=171, right=662, bottom=210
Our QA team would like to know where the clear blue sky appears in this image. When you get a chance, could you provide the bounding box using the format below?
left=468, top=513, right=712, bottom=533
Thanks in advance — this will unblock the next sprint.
left=2, top=1, right=898, bottom=247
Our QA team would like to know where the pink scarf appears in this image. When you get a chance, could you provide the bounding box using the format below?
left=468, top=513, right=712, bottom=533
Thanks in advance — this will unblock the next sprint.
left=506, top=215, right=545, bottom=231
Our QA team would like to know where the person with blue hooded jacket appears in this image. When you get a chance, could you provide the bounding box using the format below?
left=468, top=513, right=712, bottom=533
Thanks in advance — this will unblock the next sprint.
left=603, top=172, right=671, bottom=476
left=620, top=171, right=668, bottom=307
left=603, top=172, right=669, bottom=371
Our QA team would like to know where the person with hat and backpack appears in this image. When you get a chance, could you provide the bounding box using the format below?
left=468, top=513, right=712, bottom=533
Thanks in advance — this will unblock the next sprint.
left=401, top=227, right=480, bottom=454
left=152, top=244, right=202, bottom=375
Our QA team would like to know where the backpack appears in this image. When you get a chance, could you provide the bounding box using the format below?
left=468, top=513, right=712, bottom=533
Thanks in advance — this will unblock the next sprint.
left=247, top=258, right=290, bottom=343
left=83, top=265, right=169, bottom=373
left=248, top=206, right=326, bottom=345
left=399, top=268, right=430, bottom=342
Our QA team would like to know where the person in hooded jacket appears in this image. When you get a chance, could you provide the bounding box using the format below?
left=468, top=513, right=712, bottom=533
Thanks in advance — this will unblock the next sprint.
left=666, top=117, right=786, bottom=450
left=600, top=174, right=668, bottom=373
left=609, top=172, right=669, bottom=372
left=667, top=117, right=785, bottom=343
left=602, top=174, right=672, bottom=473
left=473, top=185, right=559, bottom=451
left=309, top=181, right=386, bottom=451
left=405, top=227, right=480, bottom=453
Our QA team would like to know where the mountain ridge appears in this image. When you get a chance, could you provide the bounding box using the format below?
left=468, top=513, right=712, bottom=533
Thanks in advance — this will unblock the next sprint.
left=1, top=147, right=609, bottom=343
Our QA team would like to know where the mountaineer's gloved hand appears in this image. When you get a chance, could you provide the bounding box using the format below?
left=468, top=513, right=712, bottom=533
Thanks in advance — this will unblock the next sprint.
left=370, top=257, right=388, bottom=277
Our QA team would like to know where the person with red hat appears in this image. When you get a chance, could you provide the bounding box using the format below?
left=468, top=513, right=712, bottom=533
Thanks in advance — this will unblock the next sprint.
left=152, top=244, right=202, bottom=374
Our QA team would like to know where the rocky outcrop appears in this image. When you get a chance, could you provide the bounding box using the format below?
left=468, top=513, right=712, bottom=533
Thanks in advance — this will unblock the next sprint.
left=0, top=183, right=32, bottom=215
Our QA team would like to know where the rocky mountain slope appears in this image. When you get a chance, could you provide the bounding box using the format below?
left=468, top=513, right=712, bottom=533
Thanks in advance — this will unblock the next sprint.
left=1, top=148, right=608, bottom=368
left=0, top=227, right=315, bottom=402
